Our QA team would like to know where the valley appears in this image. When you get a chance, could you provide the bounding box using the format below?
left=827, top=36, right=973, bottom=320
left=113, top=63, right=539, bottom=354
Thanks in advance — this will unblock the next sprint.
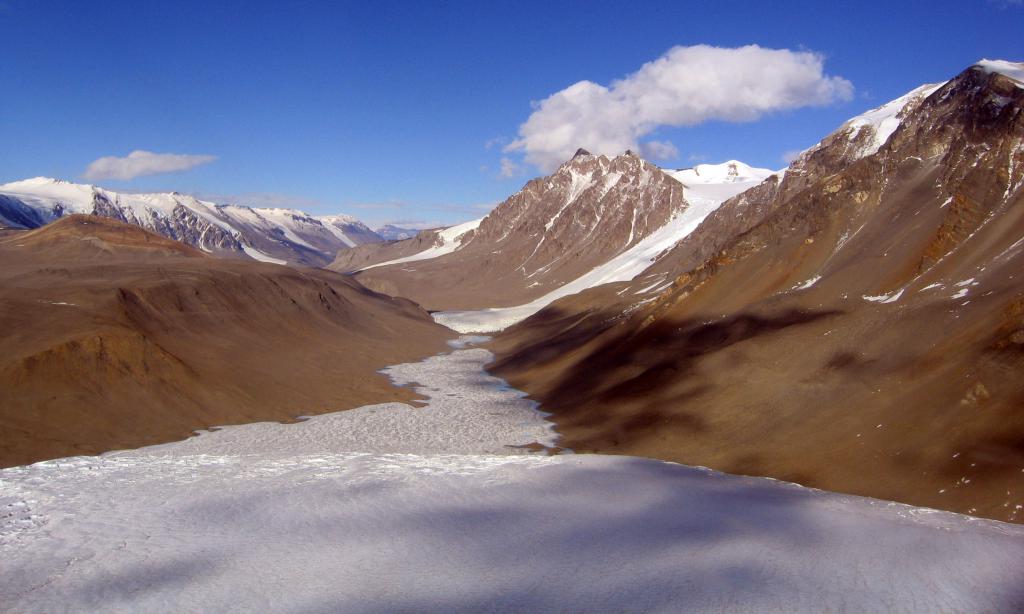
left=3, top=39, right=1024, bottom=612
left=4, top=337, right=1023, bottom=612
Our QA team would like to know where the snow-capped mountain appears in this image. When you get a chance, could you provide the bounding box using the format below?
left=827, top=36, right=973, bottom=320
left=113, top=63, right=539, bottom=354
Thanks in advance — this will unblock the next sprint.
left=432, top=160, right=774, bottom=332
left=335, top=155, right=773, bottom=331
left=344, top=150, right=700, bottom=311
left=376, top=224, right=430, bottom=241
left=490, top=59, right=1024, bottom=524
left=331, top=218, right=482, bottom=274
left=0, top=178, right=382, bottom=266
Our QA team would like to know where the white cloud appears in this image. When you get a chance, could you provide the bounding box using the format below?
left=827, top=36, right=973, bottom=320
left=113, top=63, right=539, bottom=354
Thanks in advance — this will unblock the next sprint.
left=194, top=191, right=322, bottom=210
left=484, top=136, right=508, bottom=150
left=781, top=149, right=805, bottom=164
left=82, top=150, right=216, bottom=181
left=499, top=157, right=523, bottom=178
left=638, top=140, right=679, bottom=161
left=506, top=44, right=854, bottom=171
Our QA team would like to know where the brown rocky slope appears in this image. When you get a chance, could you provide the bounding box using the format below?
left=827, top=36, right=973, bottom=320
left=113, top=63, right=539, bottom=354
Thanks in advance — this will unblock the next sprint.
left=342, top=150, right=687, bottom=310
left=0, top=215, right=450, bottom=467
left=490, top=61, right=1024, bottom=523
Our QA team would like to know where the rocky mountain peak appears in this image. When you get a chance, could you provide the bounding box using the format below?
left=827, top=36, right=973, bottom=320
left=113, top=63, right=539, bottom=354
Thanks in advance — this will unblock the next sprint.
left=571, top=147, right=592, bottom=159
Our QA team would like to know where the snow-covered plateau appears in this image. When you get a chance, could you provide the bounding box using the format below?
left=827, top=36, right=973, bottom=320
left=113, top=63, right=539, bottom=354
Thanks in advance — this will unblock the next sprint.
left=2, top=338, right=1024, bottom=612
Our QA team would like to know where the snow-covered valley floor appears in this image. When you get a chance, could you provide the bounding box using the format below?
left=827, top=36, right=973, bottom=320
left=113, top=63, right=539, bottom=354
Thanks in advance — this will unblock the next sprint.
left=3, top=338, right=1024, bottom=612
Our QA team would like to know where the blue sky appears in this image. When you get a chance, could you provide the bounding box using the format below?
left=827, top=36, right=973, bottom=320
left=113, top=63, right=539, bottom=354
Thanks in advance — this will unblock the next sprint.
left=1, top=1, right=1021, bottom=228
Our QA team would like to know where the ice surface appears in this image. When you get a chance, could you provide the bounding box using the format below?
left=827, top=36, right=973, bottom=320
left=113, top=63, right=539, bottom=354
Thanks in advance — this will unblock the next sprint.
left=129, top=344, right=558, bottom=457
left=4, top=454, right=1023, bottom=612
left=3, top=337, right=1024, bottom=612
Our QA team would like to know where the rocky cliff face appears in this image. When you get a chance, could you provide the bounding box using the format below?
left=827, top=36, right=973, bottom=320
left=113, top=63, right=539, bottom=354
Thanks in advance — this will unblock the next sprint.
left=352, top=150, right=687, bottom=310
left=0, top=179, right=382, bottom=266
left=490, top=60, right=1024, bottom=523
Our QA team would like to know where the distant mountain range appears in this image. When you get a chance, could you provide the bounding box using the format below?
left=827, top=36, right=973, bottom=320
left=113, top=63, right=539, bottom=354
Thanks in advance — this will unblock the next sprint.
left=376, top=224, right=436, bottom=241
left=0, top=178, right=382, bottom=266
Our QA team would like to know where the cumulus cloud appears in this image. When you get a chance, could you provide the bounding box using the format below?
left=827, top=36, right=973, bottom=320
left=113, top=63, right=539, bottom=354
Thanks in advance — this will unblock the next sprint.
left=82, top=150, right=216, bottom=181
left=506, top=44, right=854, bottom=171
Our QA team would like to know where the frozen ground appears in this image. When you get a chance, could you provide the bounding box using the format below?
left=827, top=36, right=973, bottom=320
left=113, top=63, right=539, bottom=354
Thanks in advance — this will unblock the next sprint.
left=3, top=338, right=1024, bottom=612
left=128, top=343, right=558, bottom=457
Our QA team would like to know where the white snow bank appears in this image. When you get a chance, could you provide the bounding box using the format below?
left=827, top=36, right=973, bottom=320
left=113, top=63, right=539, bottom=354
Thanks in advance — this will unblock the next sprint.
left=434, top=203, right=715, bottom=332
left=3, top=452, right=1023, bottom=613
left=240, top=243, right=287, bottom=264
left=792, top=275, right=822, bottom=291
left=863, top=288, right=905, bottom=304
left=359, top=217, right=482, bottom=271
left=666, top=160, right=775, bottom=187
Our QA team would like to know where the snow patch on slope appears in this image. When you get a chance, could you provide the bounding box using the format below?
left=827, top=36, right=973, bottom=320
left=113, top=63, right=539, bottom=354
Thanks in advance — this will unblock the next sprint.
left=240, top=244, right=287, bottom=264
left=319, top=215, right=361, bottom=247
left=843, top=82, right=946, bottom=157
left=359, top=217, right=483, bottom=271
left=434, top=162, right=773, bottom=333
left=863, top=289, right=905, bottom=304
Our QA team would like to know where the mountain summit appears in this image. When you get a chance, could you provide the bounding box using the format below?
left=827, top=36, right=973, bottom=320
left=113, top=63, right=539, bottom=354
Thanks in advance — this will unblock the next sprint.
left=342, top=151, right=689, bottom=310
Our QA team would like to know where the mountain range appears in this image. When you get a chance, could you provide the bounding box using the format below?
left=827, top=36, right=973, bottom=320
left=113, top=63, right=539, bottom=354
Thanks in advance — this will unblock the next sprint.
left=2, top=59, right=1023, bottom=526
left=0, top=178, right=383, bottom=266
left=331, top=59, right=1024, bottom=522
left=486, top=59, right=1024, bottom=522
